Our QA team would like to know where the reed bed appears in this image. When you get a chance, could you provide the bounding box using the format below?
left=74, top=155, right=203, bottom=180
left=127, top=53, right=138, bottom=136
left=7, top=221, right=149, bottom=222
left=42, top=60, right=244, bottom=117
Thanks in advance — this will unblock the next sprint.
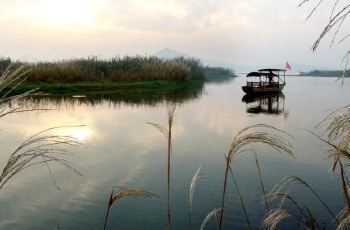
left=0, top=56, right=205, bottom=83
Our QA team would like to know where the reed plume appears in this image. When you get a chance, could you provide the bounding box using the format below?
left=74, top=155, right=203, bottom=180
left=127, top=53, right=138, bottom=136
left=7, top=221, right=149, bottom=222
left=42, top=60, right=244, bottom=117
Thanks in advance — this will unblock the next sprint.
left=189, top=165, right=204, bottom=213
left=262, top=176, right=339, bottom=229
left=200, top=208, right=222, bottom=230
left=103, top=187, right=156, bottom=230
left=0, top=65, right=40, bottom=118
left=299, top=0, right=350, bottom=82
left=315, top=104, right=350, bottom=171
left=188, top=165, right=204, bottom=229
left=218, top=124, right=293, bottom=229
left=0, top=126, right=83, bottom=190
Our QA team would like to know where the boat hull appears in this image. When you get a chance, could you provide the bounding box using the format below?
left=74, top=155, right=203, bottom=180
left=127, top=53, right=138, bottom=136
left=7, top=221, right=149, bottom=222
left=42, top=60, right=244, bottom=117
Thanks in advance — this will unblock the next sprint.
left=242, top=84, right=285, bottom=94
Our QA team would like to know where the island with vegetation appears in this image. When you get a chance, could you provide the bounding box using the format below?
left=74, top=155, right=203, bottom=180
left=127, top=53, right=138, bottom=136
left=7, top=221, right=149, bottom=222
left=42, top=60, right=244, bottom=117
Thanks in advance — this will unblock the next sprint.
left=300, top=69, right=350, bottom=77
left=0, top=56, right=235, bottom=96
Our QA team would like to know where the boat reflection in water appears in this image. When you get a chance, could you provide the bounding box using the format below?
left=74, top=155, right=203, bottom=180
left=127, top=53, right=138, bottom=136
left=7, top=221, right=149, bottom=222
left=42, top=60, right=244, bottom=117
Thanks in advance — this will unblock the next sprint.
left=242, top=92, right=285, bottom=115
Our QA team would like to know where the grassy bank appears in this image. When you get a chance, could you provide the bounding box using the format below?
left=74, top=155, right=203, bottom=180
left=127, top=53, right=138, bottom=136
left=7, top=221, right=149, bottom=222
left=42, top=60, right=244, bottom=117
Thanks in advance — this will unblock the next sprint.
left=0, top=56, right=205, bottom=82
left=0, top=56, right=234, bottom=95
left=10, top=80, right=205, bottom=96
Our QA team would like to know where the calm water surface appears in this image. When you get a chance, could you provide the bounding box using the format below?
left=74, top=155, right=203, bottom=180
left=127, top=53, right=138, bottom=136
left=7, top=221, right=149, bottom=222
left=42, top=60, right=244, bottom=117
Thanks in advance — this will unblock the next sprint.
left=0, top=76, right=349, bottom=229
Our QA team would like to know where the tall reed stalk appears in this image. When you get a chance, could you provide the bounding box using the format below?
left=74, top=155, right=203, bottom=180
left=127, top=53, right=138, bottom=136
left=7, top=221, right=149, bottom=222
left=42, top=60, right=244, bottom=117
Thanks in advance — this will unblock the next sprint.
left=228, top=167, right=251, bottom=229
left=254, top=152, right=269, bottom=211
left=218, top=124, right=293, bottom=229
left=147, top=106, right=176, bottom=230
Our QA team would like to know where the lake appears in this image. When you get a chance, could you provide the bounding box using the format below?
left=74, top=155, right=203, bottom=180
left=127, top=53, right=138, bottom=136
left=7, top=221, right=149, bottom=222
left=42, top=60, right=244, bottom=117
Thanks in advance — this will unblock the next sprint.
left=0, top=76, right=349, bottom=229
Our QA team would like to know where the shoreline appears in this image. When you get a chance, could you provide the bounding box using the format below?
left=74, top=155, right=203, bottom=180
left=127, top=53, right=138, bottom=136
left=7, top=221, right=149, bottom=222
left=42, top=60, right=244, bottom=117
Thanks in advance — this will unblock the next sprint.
left=10, top=80, right=205, bottom=96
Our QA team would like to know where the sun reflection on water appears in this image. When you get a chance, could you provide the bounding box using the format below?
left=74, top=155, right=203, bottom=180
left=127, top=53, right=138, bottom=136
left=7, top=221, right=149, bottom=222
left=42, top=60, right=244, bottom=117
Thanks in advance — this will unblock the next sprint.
left=60, top=126, right=93, bottom=141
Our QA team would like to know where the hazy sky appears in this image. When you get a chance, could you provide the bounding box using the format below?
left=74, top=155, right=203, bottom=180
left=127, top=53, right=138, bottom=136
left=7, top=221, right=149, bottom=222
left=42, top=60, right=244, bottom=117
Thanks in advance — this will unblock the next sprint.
left=0, top=0, right=349, bottom=69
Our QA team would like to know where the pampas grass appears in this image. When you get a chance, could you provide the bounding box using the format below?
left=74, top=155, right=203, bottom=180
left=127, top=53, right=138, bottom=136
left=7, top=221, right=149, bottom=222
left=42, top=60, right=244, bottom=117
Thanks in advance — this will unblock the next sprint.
left=218, top=124, right=293, bottom=229
left=0, top=65, right=40, bottom=118
left=315, top=104, right=350, bottom=170
left=262, top=208, right=294, bottom=230
left=299, top=0, right=350, bottom=83
left=189, top=165, right=204, bottom=213
left=261, top=176, right=339, bottom=229
left=0, top=126, right=83, bottom=190
left=103, top=187, right=156, bottom=230
left=188, top=165, right=204, bottom=229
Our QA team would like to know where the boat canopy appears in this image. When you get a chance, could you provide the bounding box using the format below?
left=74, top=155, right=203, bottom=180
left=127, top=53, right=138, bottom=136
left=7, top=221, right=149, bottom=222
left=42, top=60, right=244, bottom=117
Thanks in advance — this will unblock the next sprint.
left=247, top=72, right=261, bottom=77
left=258, top=68, right=286, bottom=72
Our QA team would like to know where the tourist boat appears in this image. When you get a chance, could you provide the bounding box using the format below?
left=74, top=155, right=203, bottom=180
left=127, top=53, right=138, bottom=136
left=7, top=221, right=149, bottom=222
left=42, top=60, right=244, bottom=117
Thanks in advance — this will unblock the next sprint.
left=242, top=69, right=286, bottom=94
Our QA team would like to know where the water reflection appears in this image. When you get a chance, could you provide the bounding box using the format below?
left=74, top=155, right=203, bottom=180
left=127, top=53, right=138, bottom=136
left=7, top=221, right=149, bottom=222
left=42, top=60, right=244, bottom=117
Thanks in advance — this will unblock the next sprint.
left=242, top=93, right=285, bottom=115
left=20, top=83, right=205, bottom=108
left=1, top=77, right=350, bottom=229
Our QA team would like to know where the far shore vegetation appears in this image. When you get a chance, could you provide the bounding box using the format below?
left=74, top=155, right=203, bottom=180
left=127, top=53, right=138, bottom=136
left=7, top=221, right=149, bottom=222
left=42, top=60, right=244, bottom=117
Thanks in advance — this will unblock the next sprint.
left=0, top=56, right=235, bottom=95
left=300, top=70, right=350, bottom=77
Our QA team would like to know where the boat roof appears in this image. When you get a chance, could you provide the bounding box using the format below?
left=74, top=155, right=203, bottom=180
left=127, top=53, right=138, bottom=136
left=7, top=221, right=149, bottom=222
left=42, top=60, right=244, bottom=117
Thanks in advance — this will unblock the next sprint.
left=247, top=72, right=261, bottom=77
left=258, top=68, right=286, bottom=72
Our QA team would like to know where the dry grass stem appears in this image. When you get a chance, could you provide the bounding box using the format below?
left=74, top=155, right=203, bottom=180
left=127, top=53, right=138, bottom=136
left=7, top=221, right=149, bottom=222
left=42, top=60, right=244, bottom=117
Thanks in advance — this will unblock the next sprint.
left=228, top=167, right=251, bottom=229
left=253, top=151, right=269, bottom=211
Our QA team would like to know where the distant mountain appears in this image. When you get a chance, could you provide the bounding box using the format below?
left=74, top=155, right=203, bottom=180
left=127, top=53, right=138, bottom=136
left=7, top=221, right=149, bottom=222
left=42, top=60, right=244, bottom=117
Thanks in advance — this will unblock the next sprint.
left=154, top=48, right=188, bottom=59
